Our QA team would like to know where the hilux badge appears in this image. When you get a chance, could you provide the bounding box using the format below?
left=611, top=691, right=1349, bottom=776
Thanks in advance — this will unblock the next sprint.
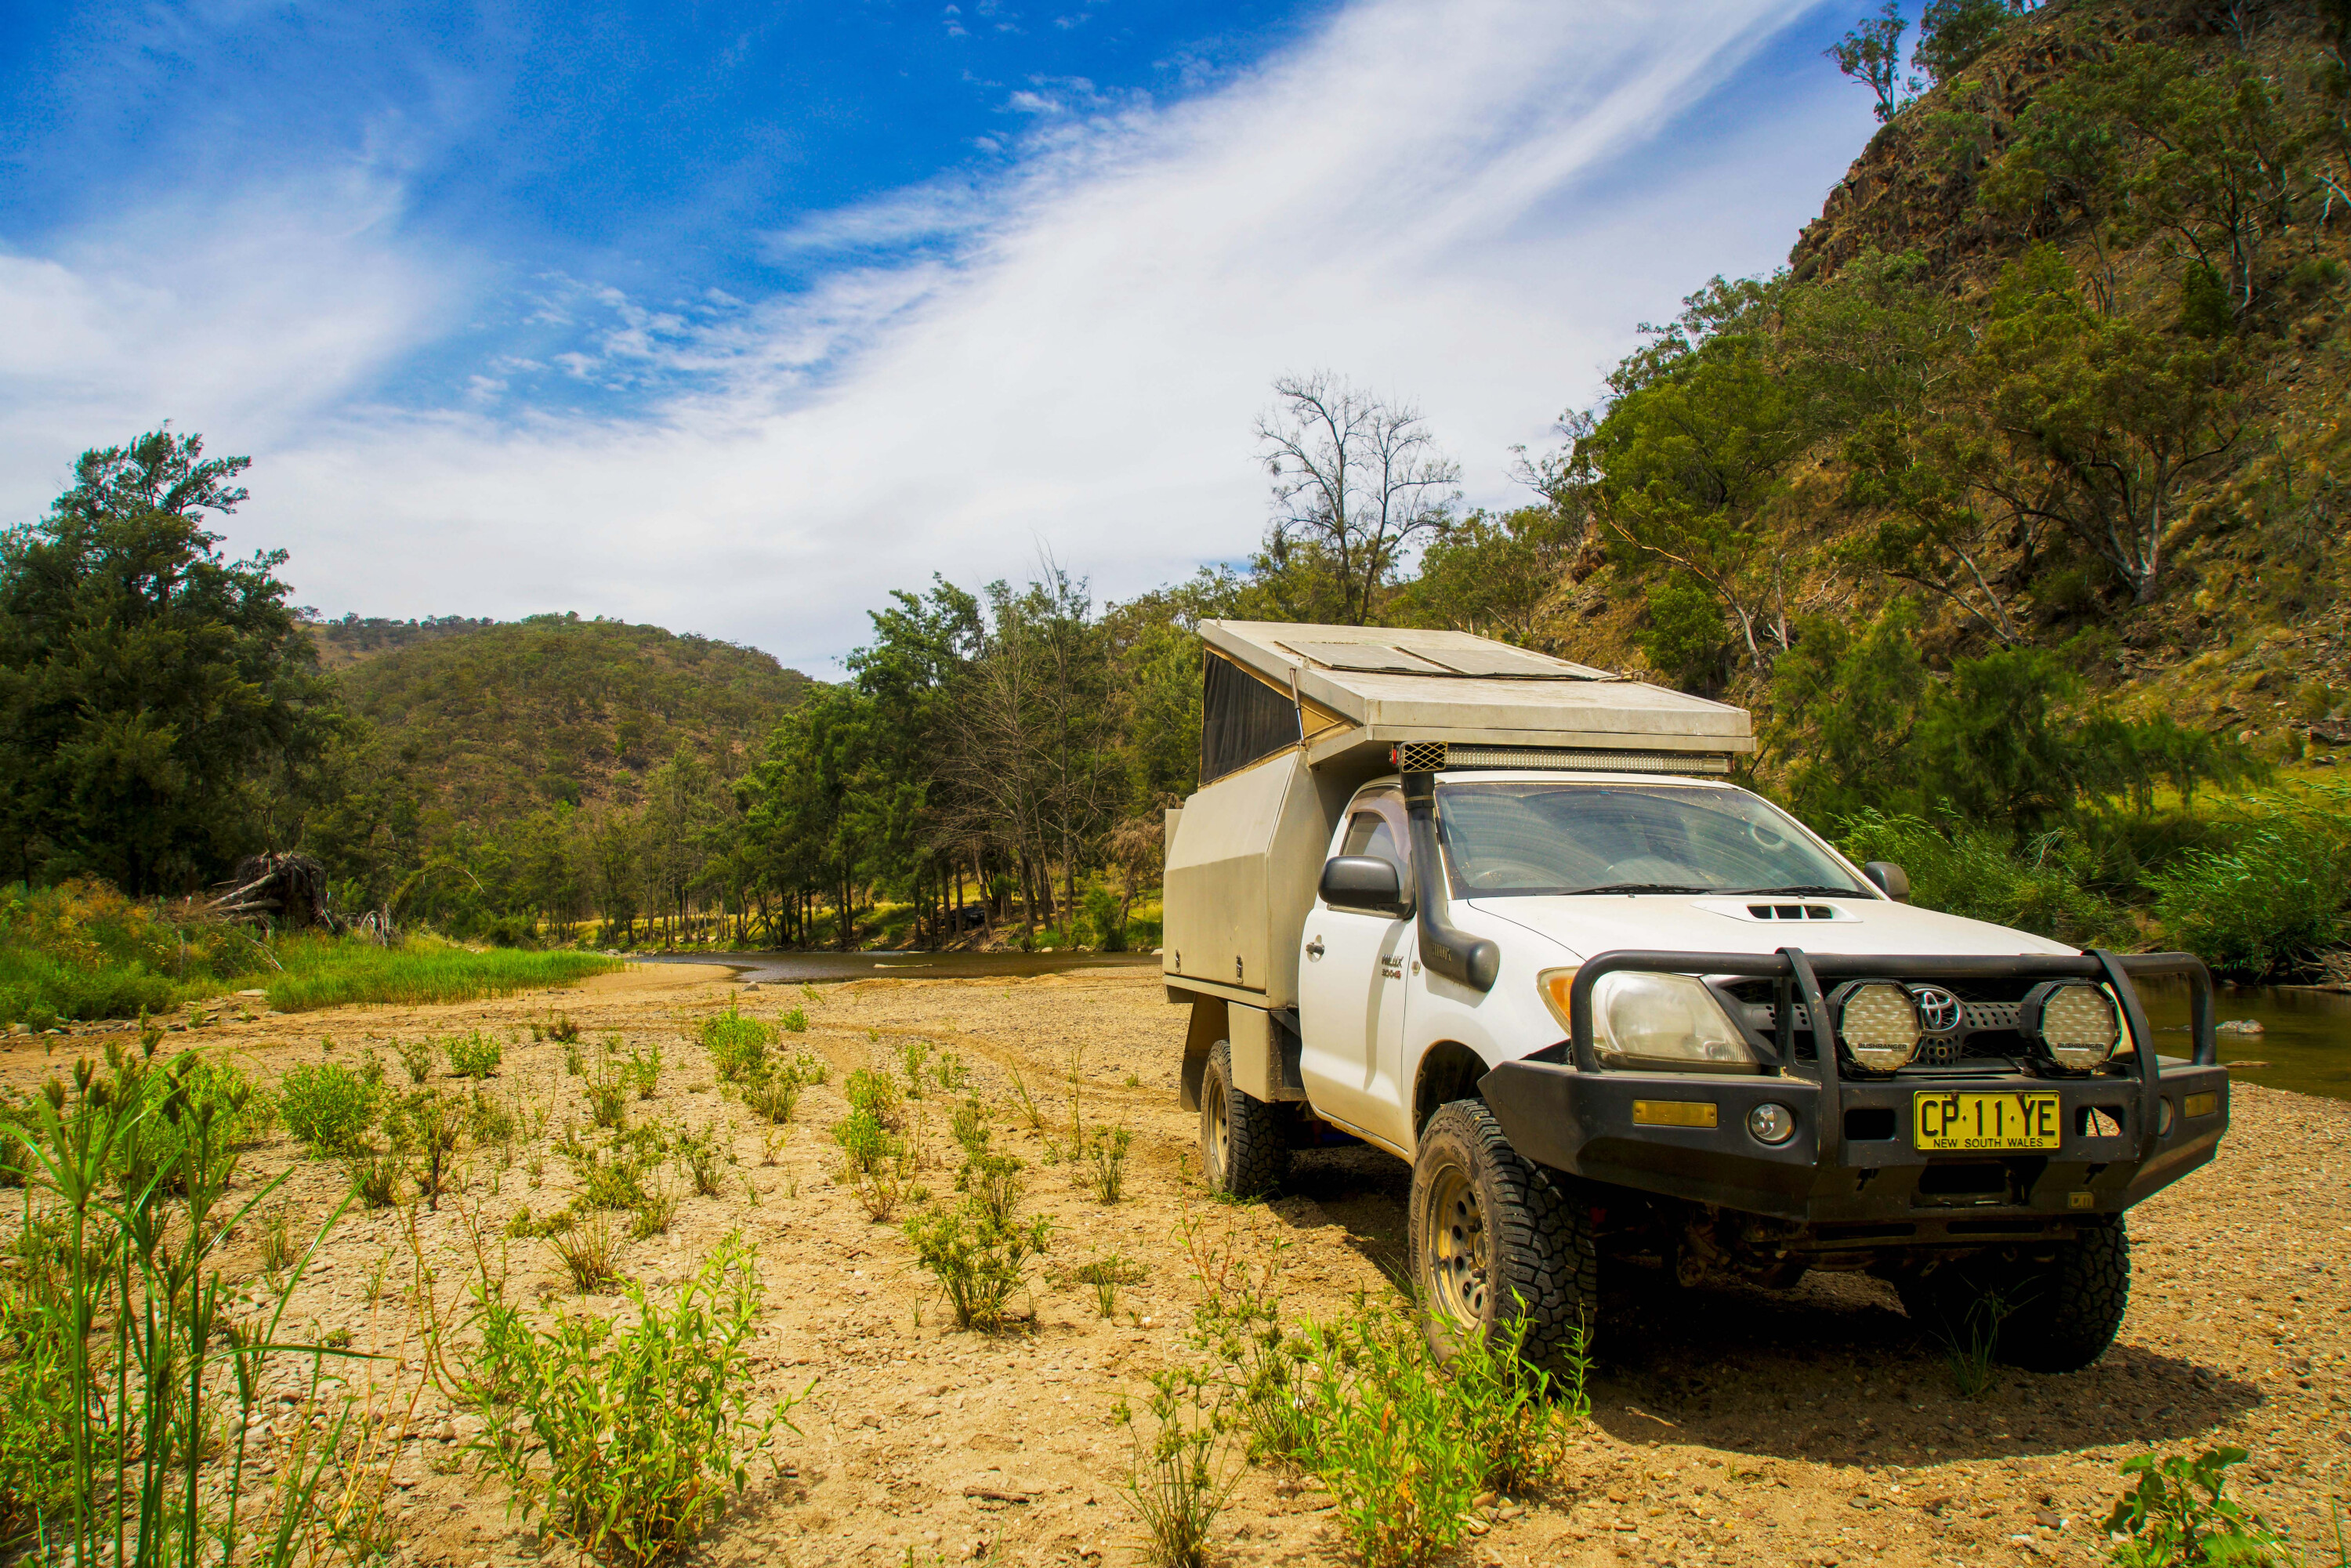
left=1911, top=986, right=1962, bottom=1035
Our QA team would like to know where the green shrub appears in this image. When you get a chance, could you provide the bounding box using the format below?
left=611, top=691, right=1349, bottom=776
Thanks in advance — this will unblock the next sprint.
left=457, top=1235, right=797, bottom=1565
left=567, top=1137, right=654, bottom=1211
left=1298, top=1305, right=1484, bottom=1568
left=2150, top=797, right=2351, bottom=978
left=843, top=1066, right=904, bottom=1131
left=586, top=1055, right=632, bottom=1129
left=1838, top=809, right=2129, bottom=946
left=447, top=1031, right=504, bottom=1079
left=902, top=1202, right=1052, bottom=1330
left=830, top=1110, right=914, bottom=1222
left=630, top=1190, right=678, bottom=1240
left=778, top=1006, right=808, bottom=1034
left=2103, top=1447, right=2295, bottom=1567
left=1447, top=1303, right=1583, bottom=1494
left=395, top=1039, right=437, bottom=1085
left=897, top=1039, right=934, bottom=1097
left=1083, top=885, right=1128, bottom=952
left=278, top=1061, right=382, bottom=1155
left=700, top=1008, right=774, bottom=1081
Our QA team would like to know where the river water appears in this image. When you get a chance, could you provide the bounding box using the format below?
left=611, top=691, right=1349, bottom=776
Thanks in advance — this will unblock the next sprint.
left=642, top=952, right=2349, bottom=1103
left=2135, top=976, right=2351, bottom=1103
left=638, top=949, right=1164, bottom=984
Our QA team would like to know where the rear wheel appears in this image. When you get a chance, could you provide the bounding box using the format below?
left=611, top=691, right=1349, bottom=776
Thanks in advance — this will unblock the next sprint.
left=1410, top=1099, right=1597, bottom=1368
left=1200, top=1040, right=1289, bottom=1197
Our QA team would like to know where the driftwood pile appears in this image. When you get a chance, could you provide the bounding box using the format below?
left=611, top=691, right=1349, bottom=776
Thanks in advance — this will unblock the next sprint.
left=208, top=852, right=342, bottom=931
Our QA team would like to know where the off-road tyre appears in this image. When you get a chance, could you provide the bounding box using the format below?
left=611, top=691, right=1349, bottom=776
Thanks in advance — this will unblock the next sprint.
left=1896, top=1219, right=2130, bottom=1374
left=1200, top=1040, right=1290, bottom=1197
left=1411, top=1099, right=1598, bottom=1370
left=1991, top=1219, right=2132, bottom=1372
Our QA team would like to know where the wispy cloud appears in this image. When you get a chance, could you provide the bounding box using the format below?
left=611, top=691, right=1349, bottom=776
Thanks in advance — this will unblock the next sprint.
left=0, top=0, right=1866, bottom=672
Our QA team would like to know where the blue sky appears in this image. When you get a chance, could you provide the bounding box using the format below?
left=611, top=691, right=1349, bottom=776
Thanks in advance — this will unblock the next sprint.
left=0, top=0, right=1878, bottom=671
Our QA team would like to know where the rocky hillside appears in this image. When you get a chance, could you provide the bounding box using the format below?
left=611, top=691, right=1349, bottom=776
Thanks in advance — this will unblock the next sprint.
left=1532, top=0, right=2351, bottom=758
left=325, top=614, right=814, bottom=828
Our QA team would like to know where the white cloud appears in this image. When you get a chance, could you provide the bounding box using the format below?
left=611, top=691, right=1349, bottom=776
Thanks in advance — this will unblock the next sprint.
left=0, top=0, right=1868, bottom=674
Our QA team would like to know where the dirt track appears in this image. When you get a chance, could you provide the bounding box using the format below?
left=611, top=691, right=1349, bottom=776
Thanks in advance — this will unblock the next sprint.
left=20, top=965, right=2349, bottom=1567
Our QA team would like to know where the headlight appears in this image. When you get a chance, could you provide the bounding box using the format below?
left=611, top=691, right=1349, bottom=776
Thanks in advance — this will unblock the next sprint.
left=1536, top=970, right=1765, bottom=1074
left=2022, top=981, right=2121, bottom=1070
left=1835, top=981, right=1921, bottom=1071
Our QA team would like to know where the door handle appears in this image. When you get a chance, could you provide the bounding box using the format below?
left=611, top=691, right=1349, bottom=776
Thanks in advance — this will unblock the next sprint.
left=1306, top=937, right=1325, bottom=960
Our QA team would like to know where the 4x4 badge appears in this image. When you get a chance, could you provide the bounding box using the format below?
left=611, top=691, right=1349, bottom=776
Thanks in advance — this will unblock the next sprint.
left=1911, top=986, right=1962, bottom=1035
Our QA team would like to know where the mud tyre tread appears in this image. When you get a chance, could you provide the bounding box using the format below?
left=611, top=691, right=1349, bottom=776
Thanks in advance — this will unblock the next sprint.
left=1996, top=1219, right=2132, bottom=1373
left=1412, top=1099, right=1598, bottom=1369
left=1201, top=1040, right=1289, bottom=1197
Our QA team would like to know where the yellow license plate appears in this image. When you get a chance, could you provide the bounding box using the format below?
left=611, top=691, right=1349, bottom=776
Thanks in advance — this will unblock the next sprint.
left=1912, top=1091, right=2062, bottom=1152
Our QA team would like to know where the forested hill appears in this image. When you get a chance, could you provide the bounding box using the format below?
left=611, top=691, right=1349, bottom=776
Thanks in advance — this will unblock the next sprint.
left=323, top=614, right=814, bottom=828
left=1536, top=0, right=2351, bottom=757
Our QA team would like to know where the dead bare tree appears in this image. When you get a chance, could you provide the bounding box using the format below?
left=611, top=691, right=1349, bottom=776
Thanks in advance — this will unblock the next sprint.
left=1256, top=371, right=1462, bottom=625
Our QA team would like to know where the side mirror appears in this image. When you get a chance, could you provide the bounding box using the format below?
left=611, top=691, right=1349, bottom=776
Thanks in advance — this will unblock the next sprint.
left=1320, top=855, right=1407, bottom=915
left=1864, top=861, right=1911, bottom=904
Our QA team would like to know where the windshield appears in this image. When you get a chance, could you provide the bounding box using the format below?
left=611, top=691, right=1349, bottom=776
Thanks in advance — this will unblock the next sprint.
left=1435, top=780, right=1872, bottom=899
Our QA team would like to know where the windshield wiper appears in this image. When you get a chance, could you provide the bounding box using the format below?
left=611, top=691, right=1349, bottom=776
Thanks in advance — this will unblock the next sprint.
left=1563, top=882, right=1719, bottom=896
left=1730, top=885, right=1863, bottom=897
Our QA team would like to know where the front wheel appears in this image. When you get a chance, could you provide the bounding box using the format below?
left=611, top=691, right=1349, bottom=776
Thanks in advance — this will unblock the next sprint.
left=1896, top=1219, right=2130, bottom=1374
left=1410, top=1099, right=1597, bottom=1368
left=1200, top=1040, right=1290, bottom=1197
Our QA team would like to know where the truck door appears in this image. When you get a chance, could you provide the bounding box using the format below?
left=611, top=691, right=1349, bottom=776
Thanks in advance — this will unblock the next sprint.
left=1298, top=791, right=1414, bottom=1149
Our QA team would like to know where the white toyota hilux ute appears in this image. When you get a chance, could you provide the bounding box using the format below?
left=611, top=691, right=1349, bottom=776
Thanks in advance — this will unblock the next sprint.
left=1163, top=621, right=2227, bottom=1373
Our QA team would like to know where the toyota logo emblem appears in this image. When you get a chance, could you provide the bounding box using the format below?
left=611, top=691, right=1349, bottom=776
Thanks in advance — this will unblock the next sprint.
left=1911, top=986, right=1963, bottom=1035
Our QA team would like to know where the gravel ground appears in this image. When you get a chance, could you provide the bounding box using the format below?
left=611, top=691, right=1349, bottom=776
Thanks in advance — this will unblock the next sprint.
left=16, top=965, right=2347, bottom=1568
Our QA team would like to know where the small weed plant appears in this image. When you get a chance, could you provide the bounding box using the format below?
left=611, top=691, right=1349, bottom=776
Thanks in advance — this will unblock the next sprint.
left=701, top=1008, right=775, bottom=1082
left=744, top=1071, right=801, bottom=1126
left=898, top=1039, right=934, bottom=1097
left=395, top=1038, right=437, bottom=1085
left=844, top=1066, right=904, bottom=1131
left=452, top=1234, right=799, bottom=1566
left=1941, top=1290, right=2012, bottom=1399
left=1084, top=1125, right=1133, bottom=1204
left=1447, top=1302, right=1585, bottom=1494
left=1299, top=1303, right=1484, bottom=1567
left=2104, top=1447, right=2300, bottom=1566
left=675, top=1122, right=731, bottom=1196
left=386, top=1088, right=464, bottom=1210
left=630, top=1189, right=679, bottom=1240
left=1117, top=1363, right=1240, bottom=1568
left=548, top=1012, right=581, bottom=1044
left=447, top=1030, right=504, bottom=1078
left=627, top=1043, right=663, bottom=1099
left=1077, top=1251, right=1148, bottom=1318
left=347, top=1150, right=410, bottom=1209
left=279, top=1059, right=382, bottom=1154
left=778, top=1006, right=809, bottom=1034
left=549, top=1213, right=621, bottom=1292
left=831, top=1110, right=915, bottom=1221
left=903, top=1200, right=1052, bottom=1330
left=586, top=1054, right=632, bottom=1129
left=259, top=1204, right=298, bottom=1273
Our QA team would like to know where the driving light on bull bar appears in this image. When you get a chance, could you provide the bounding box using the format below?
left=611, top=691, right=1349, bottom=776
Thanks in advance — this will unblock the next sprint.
left=2020, top=981, right=2121, bottom=1070
left=1583, top=972, right=1767, bottom=1074
left=1747, top=1102, right=1796, bottom=1145
left=1834, top=981, right=1922, bottom=1071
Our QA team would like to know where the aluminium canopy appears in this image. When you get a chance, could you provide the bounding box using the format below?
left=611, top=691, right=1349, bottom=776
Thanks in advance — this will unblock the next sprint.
left=1197, top=621, right=1753, bottom=784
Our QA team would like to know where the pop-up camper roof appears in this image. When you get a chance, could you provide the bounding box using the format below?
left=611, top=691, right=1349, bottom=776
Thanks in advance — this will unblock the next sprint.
left=1197, top=621, right=1753, bottom=784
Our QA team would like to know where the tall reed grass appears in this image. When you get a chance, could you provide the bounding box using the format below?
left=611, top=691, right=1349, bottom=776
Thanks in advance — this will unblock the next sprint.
left=0, top=1036, right=354, bottom=1560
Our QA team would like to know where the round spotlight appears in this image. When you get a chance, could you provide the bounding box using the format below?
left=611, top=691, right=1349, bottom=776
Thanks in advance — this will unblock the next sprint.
left=1747, top=1102, right=1797, bottom=1145
left=2023, top=982, right=2121, bottom=1070
left=1835, top=981, right=1921, bottom=1071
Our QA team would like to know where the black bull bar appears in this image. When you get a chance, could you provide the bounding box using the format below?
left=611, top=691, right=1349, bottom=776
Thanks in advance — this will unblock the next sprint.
left=1477, top=948, right=2224, bottom=1225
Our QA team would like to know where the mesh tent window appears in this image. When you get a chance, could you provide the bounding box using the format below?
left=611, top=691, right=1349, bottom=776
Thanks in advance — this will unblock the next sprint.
left=1201, top=652, right=1302, bottom=783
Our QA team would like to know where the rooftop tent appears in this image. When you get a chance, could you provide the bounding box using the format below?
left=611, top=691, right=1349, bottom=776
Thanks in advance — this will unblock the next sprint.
left=1201, top=650, right=1302, bottom=784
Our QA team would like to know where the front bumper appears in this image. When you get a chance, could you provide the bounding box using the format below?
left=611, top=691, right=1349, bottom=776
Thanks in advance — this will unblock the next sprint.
left=1479, top=946, right=2227, bottom=1229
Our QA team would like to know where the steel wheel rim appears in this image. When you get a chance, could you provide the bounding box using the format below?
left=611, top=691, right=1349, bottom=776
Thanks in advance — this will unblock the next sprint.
left=1204, top=1074, right=1230, bottom=1182
left=1424, top=1162, right=1491, bottom=1327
